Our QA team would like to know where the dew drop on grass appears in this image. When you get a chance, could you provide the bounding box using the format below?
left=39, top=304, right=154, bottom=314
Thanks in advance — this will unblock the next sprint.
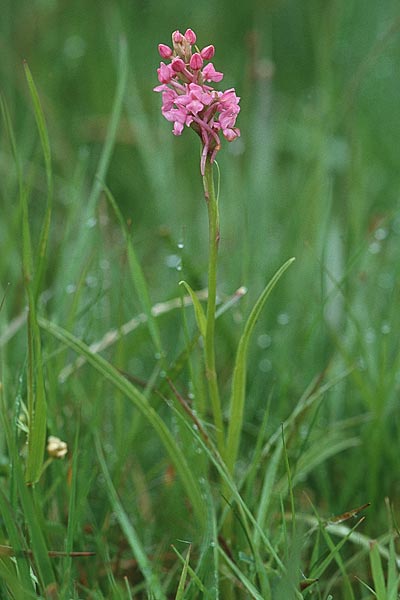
left=63, top=35, right=86, bottom=60
left=277, top=312, right=289, bottom=325
left=210, top=541, right=216, bottom=548
left=192, top=424, right=198, bottom=431
left=368, top=241, right=381, bottom=254
left=66, top=283, right=76, bottom=294
left=381, top=322, right=391, bottom=334
left=177, top=242, right=184, bottom=249
left=85, top=275, right=97, bottom=288
left=86, top=217, right=97, bottom=229
left=365, top=328, right=376, bottom=344
left=259, top=358, right=272, bottom=373
left=257, top=333, right=271, bottom=349
left=165, top=254, right=181, bottom=269
left=374, top=227, right=388, bottom=241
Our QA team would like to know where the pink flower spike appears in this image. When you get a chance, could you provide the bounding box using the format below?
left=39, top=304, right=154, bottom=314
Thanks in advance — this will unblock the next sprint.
left=172, top=30, right=184, bottom=43
left=200, top=45, right=215, bottom=60
left=190, top=52, right=203, bottom=70
left=202, top=63, right=224, bottom=82
left=171, top=57, right=186, bottom=72
left=184, top=28, right=196, bottom=44
left=158, top=43, right=173, bottom=59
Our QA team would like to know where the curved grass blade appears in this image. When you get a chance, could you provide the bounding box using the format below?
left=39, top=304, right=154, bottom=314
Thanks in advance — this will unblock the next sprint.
left=226, top=257, right=295, bottom=474
left=23, top=61, right=53, bottom=301
left=179, top=281, right=207, bottom=338
left=38, top=317, right=206, bottom=524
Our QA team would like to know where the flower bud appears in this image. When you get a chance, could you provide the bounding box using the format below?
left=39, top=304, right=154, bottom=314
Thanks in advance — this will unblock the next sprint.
left=172, top=30, right=184, bottom=43
left=190, top=52, right=203, bottom=70
left=184, top=29, right=196, bottom=44
left=171, top=57, right=186, bottom=72
left=200, top=45, right=215, bottom=60
left=158, top=43, right=173, bottom=59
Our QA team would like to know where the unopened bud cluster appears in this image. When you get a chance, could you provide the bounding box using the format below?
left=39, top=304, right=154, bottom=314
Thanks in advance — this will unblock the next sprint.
left=154, top=28, right=240, bottom=175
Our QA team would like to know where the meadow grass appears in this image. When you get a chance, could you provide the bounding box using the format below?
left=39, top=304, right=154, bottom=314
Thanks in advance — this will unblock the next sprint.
left=0, top=1, right=400, bottom=598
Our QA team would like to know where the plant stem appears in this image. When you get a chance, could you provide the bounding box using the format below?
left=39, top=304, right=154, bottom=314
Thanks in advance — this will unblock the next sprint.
left=202, top=159, right=225, bottom=457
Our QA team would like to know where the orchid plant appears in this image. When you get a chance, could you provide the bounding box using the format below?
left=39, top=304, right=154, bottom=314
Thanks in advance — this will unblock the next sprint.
left=154, top=28, right=242, bottom=459
left=154, top=29, right=293, bottom=485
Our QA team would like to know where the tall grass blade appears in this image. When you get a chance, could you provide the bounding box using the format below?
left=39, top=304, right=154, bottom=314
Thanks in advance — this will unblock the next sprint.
left=179, top=281, right=207, bottom=338
left=370, top=541, right=387, bottom=599
left=226, top=257, right=295, bottom=474
left=23, top=61, right=53, bottom=300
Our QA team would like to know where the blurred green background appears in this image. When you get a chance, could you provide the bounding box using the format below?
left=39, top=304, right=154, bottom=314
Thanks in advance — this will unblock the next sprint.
left=1, top=0, right=400, bottom=593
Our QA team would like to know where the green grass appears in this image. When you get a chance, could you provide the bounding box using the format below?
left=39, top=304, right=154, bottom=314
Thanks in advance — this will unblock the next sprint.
left=1, top=0, right=400, bottom=597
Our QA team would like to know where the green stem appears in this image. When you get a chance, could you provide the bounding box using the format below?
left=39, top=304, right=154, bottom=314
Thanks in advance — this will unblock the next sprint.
left=202, top=159, right=225, bottom=456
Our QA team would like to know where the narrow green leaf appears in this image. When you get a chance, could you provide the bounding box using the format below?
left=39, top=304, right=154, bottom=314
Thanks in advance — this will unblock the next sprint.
left=23, top=62, right=52, bottom=184
left=370, top=541, right=387, bottom=600
left=171, top=545, right=205, bottom=593
left=387, top=535, right=399, bottom=600
left=174, top=545, right=191, bottom=600
left=38, top=317, right=206, bottom=524
left=23, top=61, right=53, bottom=300
left=25, top=301, right=47, bottom=485
left=219, top=547, right=264, bottom=600
left=179, top=281, right=207, bottom=338
left=226, top=257, right=295, bottom=474
left=254, top=441, right=283, bottom=549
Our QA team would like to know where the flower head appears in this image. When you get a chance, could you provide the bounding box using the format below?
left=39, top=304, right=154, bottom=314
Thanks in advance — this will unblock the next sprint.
left=154, top=28, right=240, bottom=175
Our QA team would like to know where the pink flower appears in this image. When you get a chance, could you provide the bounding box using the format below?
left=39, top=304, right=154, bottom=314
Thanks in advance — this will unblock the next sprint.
left=201, top=63, right=223, bottom=83
left=157, top=62, right=173, bottom=84
left=154, top=28, right=240, bottom=175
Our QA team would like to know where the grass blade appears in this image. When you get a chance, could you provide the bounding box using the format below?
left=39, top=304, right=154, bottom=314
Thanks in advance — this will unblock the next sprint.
left=174, top=545, right=191, bottom=600
left=370, top=541, right=387, bottom=599
left=226, top=257, right=295, bottom=474
left=23, top=61, right=53, bottom=300
left=179, top=280, right=207, bottom=338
